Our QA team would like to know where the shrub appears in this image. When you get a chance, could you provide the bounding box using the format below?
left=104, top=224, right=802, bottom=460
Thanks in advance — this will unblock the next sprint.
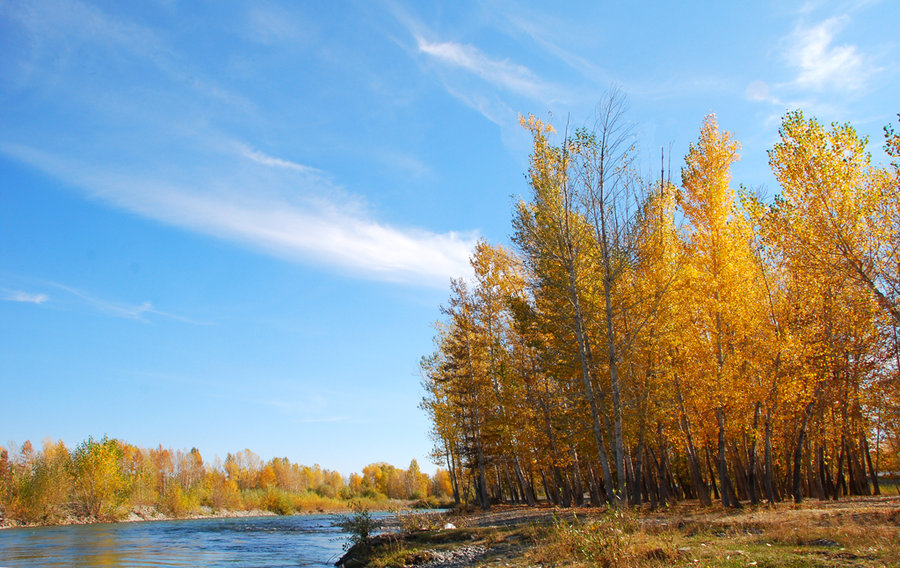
left=263, top=488, right=294, bottom=515
left=161, top=484, right=199, bottom=517
left=339, top=501, right=378, bottom=551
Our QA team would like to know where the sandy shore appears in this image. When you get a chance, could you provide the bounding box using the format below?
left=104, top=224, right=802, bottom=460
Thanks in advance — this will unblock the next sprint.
left=0, top=506, right=279, bottom=530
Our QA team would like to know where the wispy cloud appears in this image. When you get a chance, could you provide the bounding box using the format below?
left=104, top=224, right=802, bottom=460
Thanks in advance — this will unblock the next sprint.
left=235, top=143, right=322, bottom=175
left=45, top=282, right=205, bottom=324
left=242, top=4, right=309, bottom=46
left=2, top=289, right=50, bottom=304
left=1, top=0, right=477, bottom=289
left=4, top=0, right=166, bottom=61
left=0, top=142, right=476, bottom=287
left=501, top=13, right=610, bottom=89
left=416, top=36, right=551, bottom=100
left=783, top=16, right=873, bottom=91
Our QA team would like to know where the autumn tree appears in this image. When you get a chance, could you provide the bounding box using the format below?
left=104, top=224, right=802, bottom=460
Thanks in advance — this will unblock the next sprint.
left=678, top=114, right=766, bottom=507
left=71, top=436, right=128, bottom=519
left=770, top=110, right=899, bottom=324
left=515, top=113, right=617, bottom=505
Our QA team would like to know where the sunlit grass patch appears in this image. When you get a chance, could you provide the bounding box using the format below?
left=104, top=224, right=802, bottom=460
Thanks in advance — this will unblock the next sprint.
left=527, top=510, right=679, bottom=568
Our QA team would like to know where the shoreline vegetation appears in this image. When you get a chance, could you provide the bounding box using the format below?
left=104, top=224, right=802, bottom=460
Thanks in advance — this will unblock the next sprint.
left=0, top=435, right=454, bottom=529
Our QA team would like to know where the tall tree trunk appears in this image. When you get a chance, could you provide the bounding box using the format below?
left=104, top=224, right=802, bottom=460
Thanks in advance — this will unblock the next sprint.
left=513, top=457, right=537, bottom=506
left=463, top=328, right=491, bottom=510
left=764, top=408, right=777, bottom=504
left=731, top=440, right=750, bottom=502
left=706, top=446, right=720, bottom=501
left=445, top=446, right=461, bottom=505
left=716, top=408, right=740, bottom=508
left=654, top=423, right=672, bottom=504
left=862, top=435, right=880, bottom=496
left=601, top=266, right=625, bottom=507
left=553, top=466, right=572, bottom=507
left=568, top=267, right=617, bottom=506
left=502, top=461, right=519, bottom=504
left=748, top=402, right=760, bottom=504
left=792, top=397, right=816, bottom=503
left=538, top=466, right=557, bottom=505
left=675, top=374, right=711, bottom=506
left=587, top=462, right=603, bottom=506
left=475, top=430, right=490, bottom=509
left=632, top=440, right=645, bottom=506
left=569, top=449, right=585, bottom=506
left=834, top=435, right=846, bottom=500
left=643, top=445, right=658, bottom=509
left=815, top=439, right=826, bottom=501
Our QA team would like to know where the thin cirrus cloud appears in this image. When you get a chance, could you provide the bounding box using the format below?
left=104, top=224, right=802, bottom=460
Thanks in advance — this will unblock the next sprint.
left=235, top=143, right=323, bottom=175
left=416, top=36, right=551, bottom=100
left=2, top=0, right=477, bottom=290
left=2, top=290, right=50, bottom=304
left=0, top=142, right=477, bottom=288
left=0, top=281, right=201, bottom=323
left=414, top=34, right=560, bottom=128
left=45, top=282, right=205, bottom=324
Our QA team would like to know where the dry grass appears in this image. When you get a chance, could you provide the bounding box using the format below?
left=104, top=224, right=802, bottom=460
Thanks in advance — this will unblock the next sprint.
left=352, top=497, right=900, bottom=567
left=527, top=511, right=679, bottom=568
left=528, top=497, right=900, bottom=568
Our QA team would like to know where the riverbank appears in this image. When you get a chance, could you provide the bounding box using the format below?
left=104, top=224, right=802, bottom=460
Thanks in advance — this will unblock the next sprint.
left=341, top=496, right=900, bottom=567
left=0, top=506, right=280, bottom=530
left=0, top=498, right=444, bottom=530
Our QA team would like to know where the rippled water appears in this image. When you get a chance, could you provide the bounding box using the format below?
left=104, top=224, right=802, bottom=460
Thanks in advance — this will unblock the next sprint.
left=0, top=514, right=355, bottom=567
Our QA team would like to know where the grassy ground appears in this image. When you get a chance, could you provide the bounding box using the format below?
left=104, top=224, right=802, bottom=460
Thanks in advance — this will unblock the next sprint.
left=346, top=496, right=900, bottom=568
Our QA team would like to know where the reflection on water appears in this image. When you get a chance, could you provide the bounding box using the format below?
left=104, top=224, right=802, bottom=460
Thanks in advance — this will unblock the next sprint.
left=0, top=514, right=351, bottom=567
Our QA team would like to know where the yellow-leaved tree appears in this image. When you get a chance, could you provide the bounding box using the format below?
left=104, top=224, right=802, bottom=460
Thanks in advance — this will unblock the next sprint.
left=679, top=114, right=765, bottom=508
left=71, top=436, right=128, bottom=520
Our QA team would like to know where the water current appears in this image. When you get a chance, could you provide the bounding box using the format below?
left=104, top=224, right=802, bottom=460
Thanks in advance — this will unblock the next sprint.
left=0, top=514, right=355, bottom=567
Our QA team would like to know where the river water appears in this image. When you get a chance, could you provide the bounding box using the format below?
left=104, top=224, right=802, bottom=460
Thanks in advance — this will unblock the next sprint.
left=0, top=514, right=355, bottom=567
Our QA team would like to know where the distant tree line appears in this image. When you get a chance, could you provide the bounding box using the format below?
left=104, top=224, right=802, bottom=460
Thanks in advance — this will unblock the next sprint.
left=0, top=436, right=452, bottom=524
left=421, top=97, right=900, bottom=510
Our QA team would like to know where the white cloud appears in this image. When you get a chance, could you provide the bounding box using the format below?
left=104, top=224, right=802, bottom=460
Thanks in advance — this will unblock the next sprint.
left=416, top=36, right=552, bottom=100
left=235, top=143, right=322, bottom=175
left=785, top=17, right=872, bottom=91
left=149, top=187, right=476, bottom=285
left=2, top=290, right=49, bottom=304
left=0, top=142, right=476, bottom=288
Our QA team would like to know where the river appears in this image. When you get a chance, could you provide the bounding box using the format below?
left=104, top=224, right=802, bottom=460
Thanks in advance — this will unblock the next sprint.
left=0, top=514, right=356, bottom=567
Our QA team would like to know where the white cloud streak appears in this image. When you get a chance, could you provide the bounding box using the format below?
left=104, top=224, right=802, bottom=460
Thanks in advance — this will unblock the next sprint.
left=1, top=0, right=477, bottom=289
left=417, top=36, right=550, bottom=100
left=236, top=143, right=323, bottom=175
left=1, top=142, right=476, bottom=288
left=2, top=290, right=50, bottom=304
left=45, top=282, right=204, bottom=324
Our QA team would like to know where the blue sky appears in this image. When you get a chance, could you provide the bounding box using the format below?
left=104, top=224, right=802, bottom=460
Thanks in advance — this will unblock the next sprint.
left=1, top=0, right=897, bottom=475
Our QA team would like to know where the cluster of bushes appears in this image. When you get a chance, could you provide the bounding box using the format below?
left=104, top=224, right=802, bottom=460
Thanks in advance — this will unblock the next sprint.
left=0, top=436, right=452, bottom=524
